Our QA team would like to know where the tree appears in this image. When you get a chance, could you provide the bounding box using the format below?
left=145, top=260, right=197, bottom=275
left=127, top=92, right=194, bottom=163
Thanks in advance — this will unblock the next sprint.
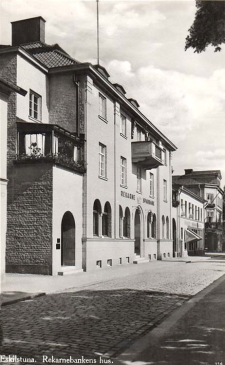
left=185, top=1, right=225, bottom=53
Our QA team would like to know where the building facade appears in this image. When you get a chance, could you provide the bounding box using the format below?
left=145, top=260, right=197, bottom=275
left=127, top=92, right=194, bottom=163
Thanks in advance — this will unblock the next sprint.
left=0, top=78, right=26, bottom=281
left=172, top=186, right=205, bottom=257
left=0, top=16, right=177, bottom=275
left=173, top=169, right=223, bottom=252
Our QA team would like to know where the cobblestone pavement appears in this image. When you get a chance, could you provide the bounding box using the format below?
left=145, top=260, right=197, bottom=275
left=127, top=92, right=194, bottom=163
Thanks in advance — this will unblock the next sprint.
left=1, top=261, right=225, bottom=364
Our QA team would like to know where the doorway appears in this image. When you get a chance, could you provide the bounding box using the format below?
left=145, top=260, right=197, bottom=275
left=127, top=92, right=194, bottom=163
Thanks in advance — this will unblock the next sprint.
left=61, top=211, right=75, bottom=266
left=172, top=218, right=176, bottom=257
left=134, top=209, right=141, bottom=255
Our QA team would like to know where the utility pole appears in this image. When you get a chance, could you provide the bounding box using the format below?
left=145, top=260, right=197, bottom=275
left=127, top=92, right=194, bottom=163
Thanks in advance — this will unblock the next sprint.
left=97, top=0, right=100, bottom=65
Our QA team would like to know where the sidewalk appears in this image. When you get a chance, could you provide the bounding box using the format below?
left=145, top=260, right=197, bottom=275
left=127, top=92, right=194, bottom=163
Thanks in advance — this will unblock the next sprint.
left=117, top=273, right=225, bottom=365
left=0, top=256, right=222, bottom=306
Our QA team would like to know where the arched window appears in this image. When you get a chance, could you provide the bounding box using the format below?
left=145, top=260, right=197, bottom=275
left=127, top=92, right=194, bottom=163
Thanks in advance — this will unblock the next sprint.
left=162, top=215, right=165, bottom=239
left=119, top=205, right=123, bottom=238
left=93, top=199, right=102, bottom=236
left=147, top=212, right=152, bottom=238
left=123, top=207, right=130, bottom=238
left=152, top=214, right=156, bottom=239
left=166, top=216, right=169, bottom=239
left=102, top=202, right=112, bottom=237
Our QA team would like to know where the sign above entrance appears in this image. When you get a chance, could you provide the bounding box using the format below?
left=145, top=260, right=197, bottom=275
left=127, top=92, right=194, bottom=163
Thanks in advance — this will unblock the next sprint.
left=121, top=191, right=135, bottom=200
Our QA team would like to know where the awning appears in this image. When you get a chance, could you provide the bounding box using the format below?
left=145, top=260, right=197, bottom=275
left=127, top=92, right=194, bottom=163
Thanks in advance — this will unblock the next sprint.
left=185, top=229, right=202, bottom=243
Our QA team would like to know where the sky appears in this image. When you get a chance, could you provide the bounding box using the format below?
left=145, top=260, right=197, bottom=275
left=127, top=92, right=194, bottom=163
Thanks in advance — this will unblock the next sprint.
left=1, top=0, right=225, bottom=187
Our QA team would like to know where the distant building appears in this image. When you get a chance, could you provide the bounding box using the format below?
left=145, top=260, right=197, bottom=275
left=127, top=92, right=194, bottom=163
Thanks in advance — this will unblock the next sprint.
left=172, top=186, right=205, bottom=257
left=0, top=17, right=177, bottom=275
left=173, top=169, right=223, bottom=252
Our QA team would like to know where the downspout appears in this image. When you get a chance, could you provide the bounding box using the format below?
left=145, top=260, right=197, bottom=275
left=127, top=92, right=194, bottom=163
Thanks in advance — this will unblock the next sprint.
left=157, top=166, right=161, bottom=259
left=114, top=102, right=117, bottom=239
left=73, top=73, right=80, bottom=136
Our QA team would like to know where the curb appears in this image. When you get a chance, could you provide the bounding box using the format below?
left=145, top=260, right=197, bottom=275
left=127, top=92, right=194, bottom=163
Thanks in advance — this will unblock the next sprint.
left=1, top=292, right=46, bottom=306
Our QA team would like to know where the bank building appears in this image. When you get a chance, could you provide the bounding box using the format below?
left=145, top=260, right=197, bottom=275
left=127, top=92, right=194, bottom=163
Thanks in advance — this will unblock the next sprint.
left=0, top=16, right=177, bottom=275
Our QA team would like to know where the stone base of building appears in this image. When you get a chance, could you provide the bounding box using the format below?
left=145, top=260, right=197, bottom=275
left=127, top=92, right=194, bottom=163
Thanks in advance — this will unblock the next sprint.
left=6, top=264, right=52, bottom=275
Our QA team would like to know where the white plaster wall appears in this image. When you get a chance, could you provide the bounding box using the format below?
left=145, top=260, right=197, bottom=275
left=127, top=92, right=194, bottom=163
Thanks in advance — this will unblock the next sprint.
left=85, top=239, right=135, bottom=271
left=85, top=77, right=115, bottom=238
left=52, top=166, right=83, bottom=276
left=16, top=55, right=49, bottom=123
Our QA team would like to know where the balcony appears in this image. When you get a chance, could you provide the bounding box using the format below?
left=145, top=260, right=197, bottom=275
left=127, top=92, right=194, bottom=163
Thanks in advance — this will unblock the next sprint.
left=131, top=141, right=163, bottom=169
left=15, top=122, right=85, bottom=173
left=172, top=200, right=179, bottom=208
left=205, top=222, right=223, bottom=231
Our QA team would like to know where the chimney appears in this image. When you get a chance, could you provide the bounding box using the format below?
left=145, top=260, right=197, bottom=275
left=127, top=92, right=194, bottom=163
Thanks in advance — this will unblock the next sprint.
left=11, top=16, right=46, bottom=46
left=185, top=169, right=193, bottom=175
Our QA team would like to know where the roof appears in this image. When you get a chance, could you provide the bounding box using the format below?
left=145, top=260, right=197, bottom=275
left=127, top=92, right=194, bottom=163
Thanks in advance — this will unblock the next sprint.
left=0, top=36, right=177, bottom=151
left=173, top=169, right=222, bottom=187
left=21, top=42, right=79, bottom=68
left=173, top=183, right=206, bottom=203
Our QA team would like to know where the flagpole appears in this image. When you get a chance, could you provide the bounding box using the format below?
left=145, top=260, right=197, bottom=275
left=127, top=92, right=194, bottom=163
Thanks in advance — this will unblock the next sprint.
left=97, top=0, right=100, bottom=65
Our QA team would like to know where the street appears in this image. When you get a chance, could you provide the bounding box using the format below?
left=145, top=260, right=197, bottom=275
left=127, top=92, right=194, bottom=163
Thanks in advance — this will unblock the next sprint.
left=1, top=260, right=225, bottom=364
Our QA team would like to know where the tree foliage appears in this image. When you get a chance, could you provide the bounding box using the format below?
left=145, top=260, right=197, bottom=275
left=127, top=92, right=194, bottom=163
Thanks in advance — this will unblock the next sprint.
left=185, top=1, right=225, bottom=53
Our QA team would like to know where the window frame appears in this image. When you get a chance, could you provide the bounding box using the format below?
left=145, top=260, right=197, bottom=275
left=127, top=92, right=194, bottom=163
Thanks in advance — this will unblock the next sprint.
left=29, top=90, right=42, bottom=122
left=150, top=172, right=154, bottom=198
left=99, top=93, right=107, bottom=121
left=120, top=156, right=127, bottom=187
left=136, top=166, right=142, bottom=193
left=163, top=179, right=167, bottom=202
left=120, top=114, right=127, bottom=137
left=99, top=143, right=107, bottom=179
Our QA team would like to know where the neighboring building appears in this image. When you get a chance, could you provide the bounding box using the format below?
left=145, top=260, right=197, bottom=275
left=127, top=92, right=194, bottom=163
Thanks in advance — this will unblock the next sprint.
left=0, top=16, right=177, bottom=275
left=0, top=78, right=26, bottom=281
left=173, top=169, right=223, bottom=252
left=172, top=186, right=205, bottom=257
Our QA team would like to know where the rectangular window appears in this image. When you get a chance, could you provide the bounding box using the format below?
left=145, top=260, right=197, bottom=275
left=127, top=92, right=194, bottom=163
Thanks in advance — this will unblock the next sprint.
left=181, top=227, right=183, bottom=239
left=185, top=201, right=187, bottom=217
left=120, top=114, right=127, bottom=136
left=150, top=173, right=154, bottom=197
left=99, top=143, right=107, bottom=178
left=29, top=90, right=42, bottom=121
left=120, top=157, right=127, bottom=186
left=181, top=199, right=184, bottom=215
left=137, top=166, right=142, bottom=193
left=163, top=179, right=167, bottom=202
left=99, top=93, right=107, bottom=119
left=189, top=203, right=192, bottom=217
left=136, top=126, right=142, bottom=141
left=206, top=193, right=214, bottom=203
left=163, top=149, right=167, bottom=165
left=25, top=134, right=45, bottom=156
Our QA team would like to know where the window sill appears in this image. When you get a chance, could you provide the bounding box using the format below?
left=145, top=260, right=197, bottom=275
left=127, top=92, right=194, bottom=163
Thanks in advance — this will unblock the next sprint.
left=98, top=115, right=108, bottom=124
left=120, top=133, right=127, bottom=139
left=98, top=176, right=108, bottom=181
left=149, top=196, right=154, bottom=199
left=163, top=200, right=168, bottom=203
left=28, top=116, right=42, bottom=123
left=120, top=184, right=128, bottom=189
left=136, top=190, right=142, bottom=195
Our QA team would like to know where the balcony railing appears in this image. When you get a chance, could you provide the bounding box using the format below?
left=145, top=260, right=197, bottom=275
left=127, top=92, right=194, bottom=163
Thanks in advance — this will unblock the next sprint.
left=205, top=222, right=223, bottom=230
left=131, top=141, right=163, bottom=169
left=15, top=122, right=85, bottom=173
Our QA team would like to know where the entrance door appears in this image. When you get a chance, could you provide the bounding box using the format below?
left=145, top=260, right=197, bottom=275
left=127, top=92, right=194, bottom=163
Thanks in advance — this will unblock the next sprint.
left=61, top=211, right=75, bottom=266
left=172, top=219, right=176, bottom=257
left=134, top=209, right=141, bottom=255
